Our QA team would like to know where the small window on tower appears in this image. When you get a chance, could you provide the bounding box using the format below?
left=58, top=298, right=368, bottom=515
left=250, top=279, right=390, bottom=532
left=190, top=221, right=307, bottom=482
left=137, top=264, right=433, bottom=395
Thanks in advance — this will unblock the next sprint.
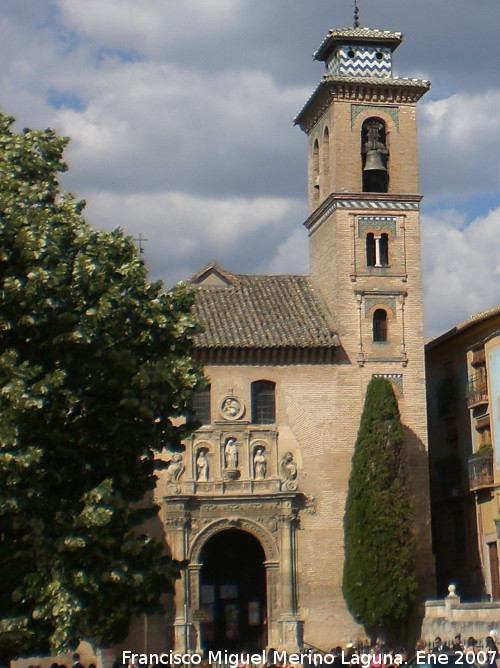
left=380, top=233, right=389, bottom=266
left=373, top=309, right=388, bottom=342
left=366, top=233, right=389, bottom=267
left=313, top=139, right=320, bottom=191
left=366, top=233, right=376, bottom=266
left=362, top=118, right=389, bottom=193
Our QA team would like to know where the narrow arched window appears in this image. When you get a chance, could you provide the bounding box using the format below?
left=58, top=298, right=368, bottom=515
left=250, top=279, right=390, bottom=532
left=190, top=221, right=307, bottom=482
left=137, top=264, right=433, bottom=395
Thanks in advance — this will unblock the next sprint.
left=366, top=233, right=376, bottom=266
left=380, top=233, right=389, bottom=266
left=251, top=380, right=276, bottom=424
left=361, top=118, right=389, bottom=193
left=322, top=127, right=330, bottom=190
left=373, top=309, right=388, bottom=342
left=312, top=139, right=320, bottom=191
left=190, top=384, right=211, bottom=425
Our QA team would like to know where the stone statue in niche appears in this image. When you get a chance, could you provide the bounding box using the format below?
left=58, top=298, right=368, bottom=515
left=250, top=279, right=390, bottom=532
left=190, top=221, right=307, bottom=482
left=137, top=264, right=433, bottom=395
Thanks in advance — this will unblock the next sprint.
left=196, top=449, right=209, bottom=481
left=281, top=451, right=298, bottom=491
left=166, top=453, right=185, bottom=493
left=253, top=447, right=267, bottom=480
left=224, top=437, right=239, bottom=469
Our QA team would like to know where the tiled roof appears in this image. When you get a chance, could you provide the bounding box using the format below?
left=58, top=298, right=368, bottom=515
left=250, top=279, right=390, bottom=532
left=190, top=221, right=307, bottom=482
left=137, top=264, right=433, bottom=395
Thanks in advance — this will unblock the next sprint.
left=322, top=74, right=431, bottom=87
left=189, top=265, right=338, bottom=350
left=314, top=27, right=403, bottom=61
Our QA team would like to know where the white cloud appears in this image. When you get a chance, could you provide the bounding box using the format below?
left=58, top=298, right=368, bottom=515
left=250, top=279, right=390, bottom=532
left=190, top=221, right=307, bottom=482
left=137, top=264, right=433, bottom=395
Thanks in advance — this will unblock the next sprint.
left=422, top=207, right=500, bottom=337
left=84, top=190, right=306, bottom=287
left=420, top=91, right=500, bottom=201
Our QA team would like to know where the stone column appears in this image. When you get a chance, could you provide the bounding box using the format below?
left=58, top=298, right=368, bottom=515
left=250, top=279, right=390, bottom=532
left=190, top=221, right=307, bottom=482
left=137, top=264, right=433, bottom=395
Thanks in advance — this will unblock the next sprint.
left=278, top=512, right=301, bottom=651
left=374, top=234, right=382, bottom=267
left=188, top=563, right=203, bottom=653
left=264, top=560, right=280, bottom=648
left=164, top=512, right=191, bottom=653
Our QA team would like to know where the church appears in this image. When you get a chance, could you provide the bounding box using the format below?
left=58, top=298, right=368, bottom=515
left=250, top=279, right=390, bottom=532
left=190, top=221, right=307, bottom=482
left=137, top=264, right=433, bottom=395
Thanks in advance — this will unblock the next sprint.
left=156, top=17, right=436, bottom=653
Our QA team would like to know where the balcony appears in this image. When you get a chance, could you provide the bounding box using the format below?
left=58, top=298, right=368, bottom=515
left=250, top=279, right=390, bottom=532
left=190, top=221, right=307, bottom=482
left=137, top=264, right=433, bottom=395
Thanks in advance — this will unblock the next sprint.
left=468, top=450, right=494, bottom=491
left=466, top=376, right=488, bottom=408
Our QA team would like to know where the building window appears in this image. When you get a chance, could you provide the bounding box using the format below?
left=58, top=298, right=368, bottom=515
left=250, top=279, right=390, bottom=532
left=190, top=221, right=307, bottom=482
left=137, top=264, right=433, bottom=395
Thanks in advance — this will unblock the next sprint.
left=191, top=385, right=211, bottom=425
left=251, top=380, right=276, bottom=424
left=366, top=233, right=376, bottom=266
left=380, top=233, right=389, bottom=266
left=312, top=139, right=320, bottom=191
left=322, top=126, right=330, bottom=190
left=372, top=309, right=388, bottom=342
left=366, top=232, right=389, bottom=267
left=362, top=117, right=389, bottom=193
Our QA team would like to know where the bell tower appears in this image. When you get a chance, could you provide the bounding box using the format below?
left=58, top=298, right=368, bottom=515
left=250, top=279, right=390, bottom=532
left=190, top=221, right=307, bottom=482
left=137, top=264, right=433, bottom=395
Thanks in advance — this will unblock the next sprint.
left=295, top=25, right=430, bottom=369
left=295, top=23, right=436, bottom=614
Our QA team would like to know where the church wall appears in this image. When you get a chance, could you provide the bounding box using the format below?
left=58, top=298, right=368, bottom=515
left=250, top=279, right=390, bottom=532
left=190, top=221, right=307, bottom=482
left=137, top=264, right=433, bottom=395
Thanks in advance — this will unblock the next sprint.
left=154, top=349, right=433, bottom=648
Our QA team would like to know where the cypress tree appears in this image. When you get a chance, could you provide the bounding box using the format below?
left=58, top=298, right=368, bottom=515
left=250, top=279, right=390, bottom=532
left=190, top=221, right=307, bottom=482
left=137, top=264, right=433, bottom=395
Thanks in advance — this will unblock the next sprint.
left=342, top=377, right=417, bottom=641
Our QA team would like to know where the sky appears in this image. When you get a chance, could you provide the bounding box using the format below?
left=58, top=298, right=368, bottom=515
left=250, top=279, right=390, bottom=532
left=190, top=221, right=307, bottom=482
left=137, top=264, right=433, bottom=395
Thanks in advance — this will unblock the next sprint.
left=1, top=0, right=500, bottom=338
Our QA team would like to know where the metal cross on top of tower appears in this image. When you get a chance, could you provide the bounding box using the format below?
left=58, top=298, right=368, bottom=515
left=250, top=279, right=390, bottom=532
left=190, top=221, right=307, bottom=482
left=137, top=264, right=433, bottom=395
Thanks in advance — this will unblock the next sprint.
left=353, top=0, right=360, bottom=28
left=134, top=233, right=148, bottom=254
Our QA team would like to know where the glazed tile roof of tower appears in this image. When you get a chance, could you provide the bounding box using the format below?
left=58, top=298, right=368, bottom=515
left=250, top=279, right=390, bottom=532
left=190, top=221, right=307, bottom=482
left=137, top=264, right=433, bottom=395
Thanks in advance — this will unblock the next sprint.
left=314, top=27, right=403, bottom=61
left=189, top=264, right=339, bottom=349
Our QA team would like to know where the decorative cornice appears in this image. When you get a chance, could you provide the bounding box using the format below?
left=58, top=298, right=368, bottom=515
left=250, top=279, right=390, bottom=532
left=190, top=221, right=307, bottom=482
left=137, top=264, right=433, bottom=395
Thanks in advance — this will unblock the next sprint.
left=372, top=373, right=404, bottom=396
left=304, top=193, right=421, bottom=236
left=358, top=216, right=397, bottom=238
left=193, top=346, right=339, bottom=366
left=295, top=77, right=430, bottom=133
left=351, top=103, right=399, bottom=130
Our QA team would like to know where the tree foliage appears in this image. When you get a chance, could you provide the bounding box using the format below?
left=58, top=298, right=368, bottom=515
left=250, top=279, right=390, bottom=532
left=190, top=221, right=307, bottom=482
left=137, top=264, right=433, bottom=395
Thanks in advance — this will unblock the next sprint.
left=342, top=377, right=417, bottom=641
left=0, top=114, right=204, bottom=660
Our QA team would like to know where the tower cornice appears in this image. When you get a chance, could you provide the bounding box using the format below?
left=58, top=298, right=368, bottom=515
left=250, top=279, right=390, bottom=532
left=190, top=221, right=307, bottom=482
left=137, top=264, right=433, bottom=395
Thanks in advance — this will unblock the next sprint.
left=303, top=193, right=423, bottom=235
left=294, top=76, right=430, bottom=133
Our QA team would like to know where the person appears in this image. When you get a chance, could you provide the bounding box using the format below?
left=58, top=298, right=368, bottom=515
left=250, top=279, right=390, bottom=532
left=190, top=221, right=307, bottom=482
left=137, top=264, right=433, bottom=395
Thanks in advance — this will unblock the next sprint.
left=452, top=635, right=463, bottom=651
left=464, top=637, right=477, bottom=659
left=485, top=636, right=498, bottom=668
left=369, top=645, right=382, bottom=668
left=72, top=654, right=85, bottom=668
left=434, top=637, right=449, bottom=653
left=331, top=647, right=343, bottom=668
left=266, top=648, right=277, bottom=668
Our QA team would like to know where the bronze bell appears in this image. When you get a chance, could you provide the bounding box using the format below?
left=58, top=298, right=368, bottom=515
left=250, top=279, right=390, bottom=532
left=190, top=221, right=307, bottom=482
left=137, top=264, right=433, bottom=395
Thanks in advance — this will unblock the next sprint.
left=364, top=149, right=387, bottom=171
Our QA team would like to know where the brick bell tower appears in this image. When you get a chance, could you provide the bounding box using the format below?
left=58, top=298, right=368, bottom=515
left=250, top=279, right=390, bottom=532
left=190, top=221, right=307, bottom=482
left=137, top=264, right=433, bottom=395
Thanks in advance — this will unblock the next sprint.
left=295, top=23, right=436, bottom=616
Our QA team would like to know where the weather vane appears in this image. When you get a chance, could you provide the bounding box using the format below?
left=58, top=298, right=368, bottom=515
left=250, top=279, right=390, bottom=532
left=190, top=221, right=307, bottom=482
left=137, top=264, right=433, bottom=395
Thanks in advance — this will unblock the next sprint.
left=353, top=0, right=360, bottom=28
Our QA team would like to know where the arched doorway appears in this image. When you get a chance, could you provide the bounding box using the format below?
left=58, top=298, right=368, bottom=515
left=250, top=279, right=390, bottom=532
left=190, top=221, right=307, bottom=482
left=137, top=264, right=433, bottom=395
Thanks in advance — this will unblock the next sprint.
left=199, top=529, right=267, bottom=653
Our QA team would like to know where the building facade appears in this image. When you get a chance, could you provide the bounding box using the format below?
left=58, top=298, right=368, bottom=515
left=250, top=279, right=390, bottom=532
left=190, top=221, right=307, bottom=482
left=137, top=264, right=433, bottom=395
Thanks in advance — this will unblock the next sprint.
left=154, top=22, right=435, bottom=653
left=426, top=306, right=500, bottom=602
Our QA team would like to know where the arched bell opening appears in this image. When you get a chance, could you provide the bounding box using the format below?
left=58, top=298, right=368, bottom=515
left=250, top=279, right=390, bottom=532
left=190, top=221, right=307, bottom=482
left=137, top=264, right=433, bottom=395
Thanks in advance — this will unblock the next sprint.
left=361, top=117, right=389, bottom=193
left=198, top=529, right=267, bottom=653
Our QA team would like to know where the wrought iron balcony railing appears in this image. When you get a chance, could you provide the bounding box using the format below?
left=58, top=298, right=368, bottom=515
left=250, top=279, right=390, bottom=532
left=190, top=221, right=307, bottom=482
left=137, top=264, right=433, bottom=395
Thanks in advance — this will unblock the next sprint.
left=466, top=376, right=488, bottom=408
left=468, top=450, right=494, bottom=491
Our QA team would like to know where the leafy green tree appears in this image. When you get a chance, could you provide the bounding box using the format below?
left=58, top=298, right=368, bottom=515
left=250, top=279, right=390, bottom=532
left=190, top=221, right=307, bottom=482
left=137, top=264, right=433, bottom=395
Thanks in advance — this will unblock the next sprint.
left=0, top=113, right=204, bottom=661
left=342, top=377, right=417, bottom=642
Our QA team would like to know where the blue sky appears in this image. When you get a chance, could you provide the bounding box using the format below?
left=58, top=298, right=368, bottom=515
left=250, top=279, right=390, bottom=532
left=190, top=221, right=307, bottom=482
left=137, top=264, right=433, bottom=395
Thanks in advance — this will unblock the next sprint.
left=1, top=0, right=500, bottom=337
